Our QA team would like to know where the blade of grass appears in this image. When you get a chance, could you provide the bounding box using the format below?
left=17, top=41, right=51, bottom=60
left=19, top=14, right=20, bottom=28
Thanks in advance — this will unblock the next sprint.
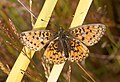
left=47, top=0, right=93, bottom=82
left=6, top=0, right=58, bottom=82
left=70, top=0, right=93, bottom=27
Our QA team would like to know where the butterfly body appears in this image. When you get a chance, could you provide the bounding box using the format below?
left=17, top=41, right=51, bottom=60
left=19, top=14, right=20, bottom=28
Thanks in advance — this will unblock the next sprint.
left=56, top=27, right=70, bottom=58
left=20, top=24, right=106, bottom=64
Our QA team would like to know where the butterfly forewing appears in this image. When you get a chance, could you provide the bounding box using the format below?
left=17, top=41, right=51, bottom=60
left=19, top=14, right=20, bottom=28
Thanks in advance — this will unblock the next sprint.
left=20, top=30, right=53, bottom=51
left=68, top=38, right=89, bottom=62
left=44, top=38, right=66, bottom=64
left=69, top=24, right=106, bottom=46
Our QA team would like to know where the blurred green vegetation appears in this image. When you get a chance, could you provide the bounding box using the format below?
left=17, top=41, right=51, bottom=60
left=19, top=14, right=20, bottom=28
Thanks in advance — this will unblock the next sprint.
left=0, top=0, right=120, bottom=82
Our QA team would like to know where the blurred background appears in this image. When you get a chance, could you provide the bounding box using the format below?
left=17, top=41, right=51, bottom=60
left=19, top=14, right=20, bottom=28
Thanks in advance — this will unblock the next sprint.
left=0, top=0, right=120, bottom=82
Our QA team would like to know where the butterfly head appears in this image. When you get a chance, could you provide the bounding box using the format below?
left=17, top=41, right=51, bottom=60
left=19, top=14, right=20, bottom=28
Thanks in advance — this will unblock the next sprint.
left=57, top=27, right=64, bottom=37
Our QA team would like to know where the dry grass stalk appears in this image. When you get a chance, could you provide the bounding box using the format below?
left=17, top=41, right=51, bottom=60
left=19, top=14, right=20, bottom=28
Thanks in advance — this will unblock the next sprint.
left=6, top=0, right=58, bottom=82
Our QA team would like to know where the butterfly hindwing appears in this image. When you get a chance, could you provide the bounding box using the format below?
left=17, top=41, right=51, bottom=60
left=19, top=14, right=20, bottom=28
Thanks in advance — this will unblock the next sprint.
left=20, top=30, right=53, bottom=51
left=69, top=24, right=106, bottom=46
left=44, top=38, right=66, bottom=64
left=68, top=38, right=89, bottom=62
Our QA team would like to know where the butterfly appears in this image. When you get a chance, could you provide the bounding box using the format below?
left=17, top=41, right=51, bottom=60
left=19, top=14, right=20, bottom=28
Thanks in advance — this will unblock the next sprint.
left=20, top=24, right=106, bottom=64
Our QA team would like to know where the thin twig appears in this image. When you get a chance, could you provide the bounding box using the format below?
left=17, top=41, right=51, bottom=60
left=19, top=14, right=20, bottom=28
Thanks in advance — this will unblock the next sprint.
left=0, top=61, right=9, bottom=74
left=41, top=60, right=50, bottom=79
left=29, top=0, right=35, bottom=27
left=77, top=62, right=96, bottom=82
left=17, top=0, right=37, bottom=19
left=68, top=65, right=71, bottom=82
left=81, top=75, right=91, bottom=82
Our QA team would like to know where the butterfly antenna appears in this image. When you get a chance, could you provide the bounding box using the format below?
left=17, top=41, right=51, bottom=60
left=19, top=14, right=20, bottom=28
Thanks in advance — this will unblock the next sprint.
left=41, top=19, right=62, bottom=30
left=17, top=0, right=37, bottom=19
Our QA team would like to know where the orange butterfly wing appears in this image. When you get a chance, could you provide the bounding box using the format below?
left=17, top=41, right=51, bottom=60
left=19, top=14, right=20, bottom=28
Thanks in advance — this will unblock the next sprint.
left=67, top=38, right=89, bottom=62
left=70, top=24, right=106, bottom=46
left=20, top=30, right=53, bottom=51
left=44, top=38, right=66, bottom=64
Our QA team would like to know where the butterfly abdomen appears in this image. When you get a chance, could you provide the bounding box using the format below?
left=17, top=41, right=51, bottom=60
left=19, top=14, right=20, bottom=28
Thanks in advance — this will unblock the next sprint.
left=62, top=39, right=69, bottom=58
